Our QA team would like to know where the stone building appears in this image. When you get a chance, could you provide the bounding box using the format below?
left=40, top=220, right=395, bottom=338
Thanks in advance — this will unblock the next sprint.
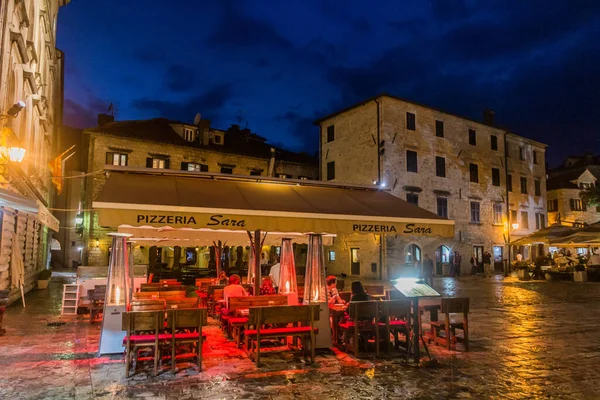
left=79, top=116, right=318, bottom=268
left=0, top=0, right=67, bottom=300
left=547, top=155, right=600, bottom=227
left=315, top=94, right=547, bottom=278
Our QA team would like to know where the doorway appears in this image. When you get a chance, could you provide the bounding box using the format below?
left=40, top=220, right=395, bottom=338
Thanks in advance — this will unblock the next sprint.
left=350, top=248, right=360, bottom=275
left=405, top=244, right=421, bottom=266
left=435, top=245, right=451, bottom=275
left=473, top=246, right=484, bottom=273
left=493, top=246, right=503, bottom=271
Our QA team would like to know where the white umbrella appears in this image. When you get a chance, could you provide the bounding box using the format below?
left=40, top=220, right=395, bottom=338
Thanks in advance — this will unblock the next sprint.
left=10, top=233, right=25, bottom=308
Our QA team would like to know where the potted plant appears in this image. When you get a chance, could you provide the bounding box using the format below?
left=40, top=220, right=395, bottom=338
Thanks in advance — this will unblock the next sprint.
left=514, top=261, right=531, bottom=281
left=37, top=269, right=52, bottom=289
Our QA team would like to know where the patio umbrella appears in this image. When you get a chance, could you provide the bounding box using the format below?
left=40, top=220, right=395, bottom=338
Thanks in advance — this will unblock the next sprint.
left=10, top=233, right=25, bottom=308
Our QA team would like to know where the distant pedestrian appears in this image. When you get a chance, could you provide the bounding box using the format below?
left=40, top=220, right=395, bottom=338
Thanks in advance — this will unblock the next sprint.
left=422, top=254, right=434, bottom=287
left=482, top=251, right=492, bottom=277
left=470, top=254, right=477, bottom=275
left=452, top=251, right=462, bottom=277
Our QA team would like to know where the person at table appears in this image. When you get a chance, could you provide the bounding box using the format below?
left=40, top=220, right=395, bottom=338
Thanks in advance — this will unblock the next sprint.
left=422, top=254, right=434, bottom=287
left=218, top=270, right=228, bottom=285
left=349, top=281, right=370, bottom=303
left=326, top=275, right=346, bottom=305
left=259, top=276, right=276, bottom=295
left=223, top=274, right=248, bottom=304
left=268, top=257, right=281, bottom=291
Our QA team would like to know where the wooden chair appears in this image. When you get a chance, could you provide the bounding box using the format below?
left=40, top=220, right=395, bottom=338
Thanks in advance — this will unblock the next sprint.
left=160, top=285, right=186, bottom=292
left=430, top=297, right=470, bottom=351
left=226, top=295, right=288, bottom=345
left=195, top=278, right=215, bottom=289
left=160, top=279, right=180, bottom=285
left=211, top=289, right=224, bottom=317
left=122, top=310, right=165, bottom=376
left=385, top=289, right=403, bottom=300
left=166, top=308, right=207, bottom=372
left=339, top=301, right=379, bottom=357
left=379, top=300, right=411, bottom=355
left=245, top=304, right=320, bottom=366
left=130, top=299, right=165, bottom=311
left=89, top=285, right=106, bottom=323
left=166, top=297, right=199, bottom=310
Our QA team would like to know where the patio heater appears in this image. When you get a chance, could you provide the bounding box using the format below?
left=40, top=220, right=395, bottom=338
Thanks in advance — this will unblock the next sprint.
left=99, top=233, right=133, bottom=355
left=278, top=238, right=298, bottom=305
left=303, top=234, right=332, bottom=349
left=247, top=244, right=255, bottom=287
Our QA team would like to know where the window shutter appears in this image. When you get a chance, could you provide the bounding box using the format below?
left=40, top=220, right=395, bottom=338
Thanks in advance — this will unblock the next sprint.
left=105, top=152, right=113, bottom=165
left=200, top=164, right=208, bottom=172
left=181, top=162, right=188, bottom=171
left=164, top=159, right=170, bottom=169
left=146, top=157, right=153, bottom=168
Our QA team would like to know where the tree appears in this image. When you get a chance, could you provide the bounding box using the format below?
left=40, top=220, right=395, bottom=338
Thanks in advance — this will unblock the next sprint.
left=580, top=186, right=600, bottom=207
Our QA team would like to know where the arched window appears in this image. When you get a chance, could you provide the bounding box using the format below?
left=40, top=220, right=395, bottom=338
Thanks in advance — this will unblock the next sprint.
left=405, top=244, right=421, bottom=265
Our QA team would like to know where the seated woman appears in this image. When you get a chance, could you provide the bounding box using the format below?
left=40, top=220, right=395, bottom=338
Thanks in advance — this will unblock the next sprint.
left=218, top=271, right=229, bottom=285
left=349, top=281, right=371, bottom=303
left=326, top=275, right=346, bottom=305
left=259, top=276, right=276, bottom=295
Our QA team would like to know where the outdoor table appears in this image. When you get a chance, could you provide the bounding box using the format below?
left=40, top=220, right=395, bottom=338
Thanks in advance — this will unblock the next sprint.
left=419, top=299, right=441, bottom=322
left=370, top=294, right=386, bottom=301
left=236, top=308, right=249, bottom=317
left=329, top=304, right=347, bottom=348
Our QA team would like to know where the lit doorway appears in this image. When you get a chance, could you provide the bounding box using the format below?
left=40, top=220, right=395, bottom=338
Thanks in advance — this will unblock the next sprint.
left=435, top=245, right=451, bottom=275
left=493, top=246, right=503, bottom=271
left=350, top=248, right=360, bottom=275
left=473, top=246, right=484, bottom=273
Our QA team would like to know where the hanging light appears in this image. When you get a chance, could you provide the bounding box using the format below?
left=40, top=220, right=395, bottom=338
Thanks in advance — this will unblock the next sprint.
left=75, top=212, right=84, bottom=226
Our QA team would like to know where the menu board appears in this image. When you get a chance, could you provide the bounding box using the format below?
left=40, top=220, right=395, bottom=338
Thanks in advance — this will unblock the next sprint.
left=392, top=278, right=440, bottom=298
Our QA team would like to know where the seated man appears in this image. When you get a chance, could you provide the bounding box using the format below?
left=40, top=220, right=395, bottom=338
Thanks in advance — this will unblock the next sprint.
left=326, top=275, right=345, bottom=305
left=223, top=274, right=248, bottom=308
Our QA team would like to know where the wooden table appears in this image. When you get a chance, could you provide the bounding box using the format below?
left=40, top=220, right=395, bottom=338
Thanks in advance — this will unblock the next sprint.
left=329, top=305, right=347, bottom=348
left=236, top=308, right=249, bottom=317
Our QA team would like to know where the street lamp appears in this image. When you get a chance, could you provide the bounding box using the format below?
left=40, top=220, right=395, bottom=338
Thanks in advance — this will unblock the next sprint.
left=511, top=223, right=519, bottom=230
left=1, top=101, right=27, bottom=165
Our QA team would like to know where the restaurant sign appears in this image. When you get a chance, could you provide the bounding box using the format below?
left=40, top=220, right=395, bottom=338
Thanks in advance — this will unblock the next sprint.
left=100, top=209, right=454, bottom=238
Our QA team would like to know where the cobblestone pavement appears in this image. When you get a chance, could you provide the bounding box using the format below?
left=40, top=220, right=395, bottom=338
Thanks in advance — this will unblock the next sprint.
left=2, top=272, right=600, bottom=399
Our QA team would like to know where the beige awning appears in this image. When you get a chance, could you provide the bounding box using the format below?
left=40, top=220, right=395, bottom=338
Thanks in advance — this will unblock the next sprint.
left=93, top=172, right=454, bottom=238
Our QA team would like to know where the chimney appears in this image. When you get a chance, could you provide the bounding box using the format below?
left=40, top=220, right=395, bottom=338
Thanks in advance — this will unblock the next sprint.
left=268, top=148, right=276, bottom=177
left=483, top=109, right=495, bottom=126
left=97, top=113, right=114, bottom=127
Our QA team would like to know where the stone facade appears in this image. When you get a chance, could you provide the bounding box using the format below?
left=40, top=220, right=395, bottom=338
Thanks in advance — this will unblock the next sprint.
left=547, top=164, right=600, bottom=226
left=0, top=0, right=67, bottom=302
left=80, top=119, right=318, bottom=267
left=317, top=95, right=547, bottom=278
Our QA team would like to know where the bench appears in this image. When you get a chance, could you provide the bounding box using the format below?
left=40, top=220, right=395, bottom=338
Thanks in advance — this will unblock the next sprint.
left=225, top=295, right=288, bottom=346
left=122, top=308, right=207, bottom=376
left=89, top=285, right=106, bottom=323
left=245, top=304, right=320, bottom=366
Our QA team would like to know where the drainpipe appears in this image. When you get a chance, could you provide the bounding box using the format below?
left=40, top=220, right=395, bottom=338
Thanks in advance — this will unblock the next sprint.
left=374, top=99, right=383, bottom=280
left=504, top=131, right=511, bottom=276
left=268, top=147, right=276, bottom=177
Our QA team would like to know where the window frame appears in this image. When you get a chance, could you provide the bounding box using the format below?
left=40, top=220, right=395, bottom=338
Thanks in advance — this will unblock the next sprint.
left=326, top=125, right=335, bottom=142
left=435, top=120, right=444, bottom=138
left=152, top=158, right=166, bottom=169
left=436, top=197, right=448, bottom=218
left=520, top=177, right=528, bottom=194
left=491, top=135, right=498, bottom=151
left=406, top=112, right=416, bottom=131
left=469, top=163, right=479, bottom=183
left=493, top=203, right=503, bottom=225
left=548, top=199, right=558, bottom=212
left=406, top=193, right=419, bottom=206
left=185, top=162, right=208, bottom=172
left=326, top=161, right=335, bottom=180
left=507, top=174, right=513, bottom=192
left=492, top=168, right=500, bottom=187
left=533, top=150, right=538, bottom=165
left=468, top=129, right=476, bottom=146
left=435, top=156, right=446, bottom=178
left=470, top=201, right=481, bottom=224
left=519, top=146, right=526, bottom=161
left=106, top=152, right=128, bottom=167
left=521, top=211, right=529, bottom=229
left=406, top=150, right=418, bottom=173
left=534, top=179, right=541, bottom=197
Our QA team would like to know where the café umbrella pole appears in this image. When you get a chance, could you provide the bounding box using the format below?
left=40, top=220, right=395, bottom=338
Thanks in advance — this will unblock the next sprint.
left=254, top=229, right=262, bottom=296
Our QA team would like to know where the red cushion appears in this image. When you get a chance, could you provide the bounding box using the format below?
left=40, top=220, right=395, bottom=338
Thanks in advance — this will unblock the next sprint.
left=221, top=315, right=231, bottom=321
left=228, top=317, right=248, bottom=325
left=122, top=332, right=206, bottom=344
left=245, top=326, right=317, bottom=336
left=378, top=320, right=407, bottom=327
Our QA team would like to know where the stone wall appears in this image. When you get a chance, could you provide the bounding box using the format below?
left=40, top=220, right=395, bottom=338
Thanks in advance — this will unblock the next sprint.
left=547, top=188, right=600, bottom=226
left=318, top=95, right=548, bottom=277
left=82, top=133, right=319, bottom=266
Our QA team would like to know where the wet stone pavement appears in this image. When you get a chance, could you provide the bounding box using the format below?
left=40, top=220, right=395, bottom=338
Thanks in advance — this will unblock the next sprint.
left=2, top=273, right=600, bottom=399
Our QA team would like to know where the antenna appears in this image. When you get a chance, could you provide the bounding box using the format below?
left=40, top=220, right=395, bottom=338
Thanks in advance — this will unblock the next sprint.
left=193, top=113, right=202, bottom=126
left=236, top=110, right=244, bottom=126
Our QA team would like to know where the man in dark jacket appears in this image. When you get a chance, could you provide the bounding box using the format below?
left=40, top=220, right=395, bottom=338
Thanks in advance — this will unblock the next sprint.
left=422, top=254, right=434, bottom=286
left=483, top=251, right=493, bottom=277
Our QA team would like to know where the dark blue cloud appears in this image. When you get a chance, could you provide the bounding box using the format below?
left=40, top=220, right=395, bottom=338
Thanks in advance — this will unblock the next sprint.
left=58, top=1, right=600, bottom=165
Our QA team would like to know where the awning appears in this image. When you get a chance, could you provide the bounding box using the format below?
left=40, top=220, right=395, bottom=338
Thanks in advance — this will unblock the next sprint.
left=0, top=188, right=59, bottom=232
left=93, top=172, right=454, bottom=237
left=511, top=224, right=580, bottom=246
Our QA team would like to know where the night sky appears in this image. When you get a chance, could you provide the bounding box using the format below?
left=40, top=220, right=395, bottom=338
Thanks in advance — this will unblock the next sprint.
left=57, top=1, right=600, bottom=166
